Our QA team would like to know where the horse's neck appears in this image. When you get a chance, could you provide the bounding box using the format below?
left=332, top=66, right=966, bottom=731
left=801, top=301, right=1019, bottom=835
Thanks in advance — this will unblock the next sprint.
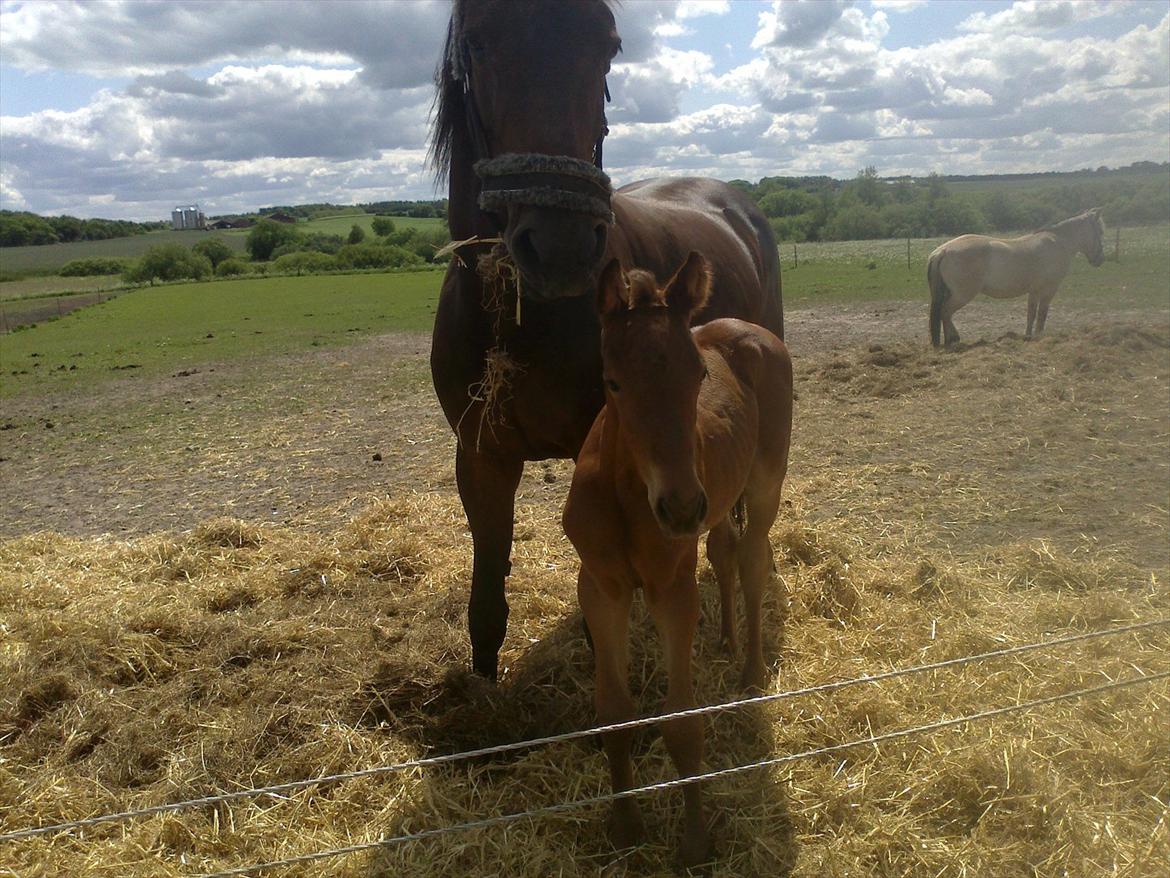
left=1048, top=220, right=1087, bottom=255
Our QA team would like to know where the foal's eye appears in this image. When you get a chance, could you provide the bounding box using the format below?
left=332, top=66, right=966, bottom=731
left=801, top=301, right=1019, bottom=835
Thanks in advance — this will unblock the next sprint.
left=605, top=378, right=620, bottom=393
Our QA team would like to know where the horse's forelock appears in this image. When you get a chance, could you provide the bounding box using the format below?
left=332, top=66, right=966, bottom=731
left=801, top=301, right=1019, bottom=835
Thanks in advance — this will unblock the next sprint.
left=624, top=270, right=667, bottom=310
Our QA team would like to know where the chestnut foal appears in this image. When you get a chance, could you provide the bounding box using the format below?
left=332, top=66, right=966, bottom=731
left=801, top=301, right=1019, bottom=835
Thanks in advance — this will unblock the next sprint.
left=563, top=252, right=793, bottom=866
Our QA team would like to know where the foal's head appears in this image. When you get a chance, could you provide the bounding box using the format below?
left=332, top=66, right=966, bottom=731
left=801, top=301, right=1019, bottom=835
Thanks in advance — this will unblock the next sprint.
left=597, top=252, right=713, bottom=538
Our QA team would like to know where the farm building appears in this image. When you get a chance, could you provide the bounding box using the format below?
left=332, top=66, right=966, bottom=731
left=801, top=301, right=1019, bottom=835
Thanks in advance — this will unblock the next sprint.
left=170, top=204, right=205, bottom=230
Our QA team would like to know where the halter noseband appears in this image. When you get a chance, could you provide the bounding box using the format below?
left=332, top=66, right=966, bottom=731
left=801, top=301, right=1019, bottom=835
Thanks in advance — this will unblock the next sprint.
left=453, top=33, right=614, bottom=223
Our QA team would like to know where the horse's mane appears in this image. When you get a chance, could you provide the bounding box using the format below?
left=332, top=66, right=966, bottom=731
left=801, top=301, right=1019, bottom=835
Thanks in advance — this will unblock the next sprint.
left=428, top=0, right=618, bottom=181
left=427, top=9, right=465, bottom=180
left=1038, top=210, right=1101, bottom=236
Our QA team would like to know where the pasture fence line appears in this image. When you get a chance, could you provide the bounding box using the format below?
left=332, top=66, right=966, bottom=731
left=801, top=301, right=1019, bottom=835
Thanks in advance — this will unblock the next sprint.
left=197, top=670, right=1170, bottom=878
left=1, top=618, right=1166, bottom=845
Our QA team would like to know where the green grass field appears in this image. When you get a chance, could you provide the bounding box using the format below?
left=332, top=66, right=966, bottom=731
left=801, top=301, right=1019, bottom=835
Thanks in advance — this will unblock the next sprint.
left=300, top=213, right=446, bottom=237
left=782, top=224, right=1170, bottom=310
left=0, top=216, right=447, bottom=278
left=0, top=270, right=443, bottom=398
left=0, top=229, right=249, bottom=277
left=2, top=225, right=1166, bottom=400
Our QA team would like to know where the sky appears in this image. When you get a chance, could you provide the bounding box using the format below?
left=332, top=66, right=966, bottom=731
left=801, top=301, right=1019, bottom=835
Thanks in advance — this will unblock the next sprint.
left=1, top=0, right=1167, bottom=221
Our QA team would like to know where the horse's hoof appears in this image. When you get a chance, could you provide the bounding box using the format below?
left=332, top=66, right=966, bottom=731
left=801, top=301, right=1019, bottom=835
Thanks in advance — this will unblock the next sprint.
left=718, top=635, right=738, bottom=656
left=678, top=828, right=716, bottom=871
left=607, top=804, right=646, bottom=851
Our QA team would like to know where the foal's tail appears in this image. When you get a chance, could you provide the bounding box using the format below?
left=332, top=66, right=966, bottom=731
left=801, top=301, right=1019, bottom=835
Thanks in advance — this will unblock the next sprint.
left=927, top=251, right=950, bottom=348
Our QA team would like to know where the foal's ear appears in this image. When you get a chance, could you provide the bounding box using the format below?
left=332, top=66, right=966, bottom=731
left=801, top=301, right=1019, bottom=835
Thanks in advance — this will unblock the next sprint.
left=665, top=251, right=712, bottom=317
left=597, top=258, right=627, bottom=318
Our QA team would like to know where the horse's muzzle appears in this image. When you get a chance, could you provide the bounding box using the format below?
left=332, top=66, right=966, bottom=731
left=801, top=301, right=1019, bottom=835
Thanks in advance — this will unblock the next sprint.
left=475, top=153, right=613, bottom=300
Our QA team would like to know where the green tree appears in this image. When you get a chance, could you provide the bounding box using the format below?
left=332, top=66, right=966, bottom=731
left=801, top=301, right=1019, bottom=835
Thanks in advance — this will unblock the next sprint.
left=371, top=216, right=397, bottom=237
left=246, top=219, right=301, bottom=261
left=347, top=223, right=366, bottom=245
left=124, top=244, right=212, bottom=283
left=273, top=251, right=336, bottom=275
left=192, top=237, right=235, bottom=268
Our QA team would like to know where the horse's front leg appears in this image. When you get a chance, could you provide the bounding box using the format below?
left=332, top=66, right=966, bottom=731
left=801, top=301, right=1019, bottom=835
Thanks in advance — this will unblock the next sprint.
left=645, top=561, right=712, bottom=869
left=1025, top=291, right=1039, bottom=339
left=457, top=445, right=524, bottom=680
left=577, top=568, right=643, bottom=850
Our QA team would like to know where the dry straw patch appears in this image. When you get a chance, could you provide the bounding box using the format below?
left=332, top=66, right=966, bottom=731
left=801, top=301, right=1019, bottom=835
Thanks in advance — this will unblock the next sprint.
left=2, top=321, right=1169, bottom=876
left=2, top=492, right=1167, bottom=878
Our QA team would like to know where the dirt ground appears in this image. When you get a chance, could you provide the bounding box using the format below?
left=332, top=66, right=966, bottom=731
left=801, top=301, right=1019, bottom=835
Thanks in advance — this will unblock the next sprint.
left=2, top=295, right=1168, bottom=878
left=2, top=296, right=1167, bottom=573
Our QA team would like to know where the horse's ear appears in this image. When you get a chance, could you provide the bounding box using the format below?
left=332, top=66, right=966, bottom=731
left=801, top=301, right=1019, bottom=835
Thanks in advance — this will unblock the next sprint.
left=597, top=258, right=627, bottom=318
left=665, top=251, right=712, bottom=317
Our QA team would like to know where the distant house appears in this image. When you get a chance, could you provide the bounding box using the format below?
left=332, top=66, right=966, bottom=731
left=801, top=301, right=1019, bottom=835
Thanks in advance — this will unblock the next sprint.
left=267, top=212, right=298, bottom=224
left=171, top=205, right=206, bottom=230
left=209, top=218, right=255, bottom=230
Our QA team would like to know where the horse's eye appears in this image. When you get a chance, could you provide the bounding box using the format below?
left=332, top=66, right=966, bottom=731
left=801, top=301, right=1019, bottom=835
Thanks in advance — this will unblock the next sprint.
left=605, top=378, right=620, bottom=393
left=465, top=38, right=486, bottom=63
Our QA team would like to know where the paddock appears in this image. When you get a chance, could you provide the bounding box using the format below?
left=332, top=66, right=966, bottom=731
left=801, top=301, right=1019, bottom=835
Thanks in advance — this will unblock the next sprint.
left=1, top=294, right=1168, bottom=876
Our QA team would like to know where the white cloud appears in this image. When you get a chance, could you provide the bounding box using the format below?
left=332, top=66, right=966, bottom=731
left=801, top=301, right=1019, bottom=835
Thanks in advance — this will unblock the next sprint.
left=870, top=1, right=927, bottom=12
left=958, top=0, right=1116, bottom=34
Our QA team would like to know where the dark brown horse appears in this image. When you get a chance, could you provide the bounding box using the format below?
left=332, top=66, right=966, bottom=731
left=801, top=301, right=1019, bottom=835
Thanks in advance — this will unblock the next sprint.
left=563, top=254, right=793, bottom=865
left=429, top=0, right=784, bottom=679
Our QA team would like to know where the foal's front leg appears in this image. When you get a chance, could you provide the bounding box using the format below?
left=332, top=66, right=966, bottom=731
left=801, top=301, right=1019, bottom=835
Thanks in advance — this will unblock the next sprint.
left=645, top=563, right=712, bottom=868
left=577, top=568, right=643, bottom=849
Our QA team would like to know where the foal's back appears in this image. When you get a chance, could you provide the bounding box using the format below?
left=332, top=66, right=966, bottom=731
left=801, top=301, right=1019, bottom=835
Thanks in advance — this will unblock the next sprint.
left=692, top=318, right=792, bottom=518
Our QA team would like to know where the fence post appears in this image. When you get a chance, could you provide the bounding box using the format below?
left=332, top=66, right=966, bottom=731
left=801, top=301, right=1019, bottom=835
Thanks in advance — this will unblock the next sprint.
left=793, top=242, right=798, bottom=269
left=907, top=236, right=911, bottom=271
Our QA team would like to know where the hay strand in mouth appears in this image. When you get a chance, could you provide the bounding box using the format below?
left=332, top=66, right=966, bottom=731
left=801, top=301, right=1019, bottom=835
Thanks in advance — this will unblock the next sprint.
left=433, top=236, right=504, bottom=268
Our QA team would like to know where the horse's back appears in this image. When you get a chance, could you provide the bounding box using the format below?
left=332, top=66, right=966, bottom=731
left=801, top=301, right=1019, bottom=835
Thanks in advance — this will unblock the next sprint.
left=934, top=231, right=1067, bottom=296
left=613, top=179, right=784, bottom=338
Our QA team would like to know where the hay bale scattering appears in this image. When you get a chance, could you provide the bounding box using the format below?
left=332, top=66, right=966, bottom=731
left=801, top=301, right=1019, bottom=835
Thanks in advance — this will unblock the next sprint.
left=2, top=489, right=1167, bottom=877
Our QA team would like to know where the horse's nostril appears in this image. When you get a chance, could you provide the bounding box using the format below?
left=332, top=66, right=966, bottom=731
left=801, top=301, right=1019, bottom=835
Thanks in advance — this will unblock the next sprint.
left=592, top=224, right=607, bottom=263
left=513, top=228, right=539, bottom=269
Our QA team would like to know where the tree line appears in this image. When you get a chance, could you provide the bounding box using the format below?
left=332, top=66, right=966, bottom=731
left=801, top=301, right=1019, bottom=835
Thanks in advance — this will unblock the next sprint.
left=0, top=211, right=160, bottom=247
left=733, top=163, right=1170, bottom=243
left=106, top=217, right=452, bottom=284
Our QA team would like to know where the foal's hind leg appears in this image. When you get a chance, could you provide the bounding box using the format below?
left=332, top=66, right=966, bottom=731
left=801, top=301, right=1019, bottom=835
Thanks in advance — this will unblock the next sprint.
left=738, top=489, right=782, bottom=693
left=706, top=519, right=739, bottom=654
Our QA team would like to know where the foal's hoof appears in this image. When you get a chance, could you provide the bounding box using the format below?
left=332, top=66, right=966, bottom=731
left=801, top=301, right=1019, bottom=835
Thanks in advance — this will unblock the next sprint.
left=739, top=661, right=769, bottom=695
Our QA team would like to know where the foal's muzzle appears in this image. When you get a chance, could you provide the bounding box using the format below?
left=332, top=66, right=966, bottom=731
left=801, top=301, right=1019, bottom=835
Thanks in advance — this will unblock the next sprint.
left=476, top=153, right=613, bottom=300
left=653, top=489, right=709, bottom=539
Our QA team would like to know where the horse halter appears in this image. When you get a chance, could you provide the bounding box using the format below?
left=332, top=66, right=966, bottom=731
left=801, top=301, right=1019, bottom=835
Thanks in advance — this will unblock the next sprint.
left=454, top=34, right=615, bottom=224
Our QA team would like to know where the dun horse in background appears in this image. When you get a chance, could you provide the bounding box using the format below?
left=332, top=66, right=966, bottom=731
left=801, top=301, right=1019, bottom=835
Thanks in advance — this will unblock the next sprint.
left=563, top=254, right=793, bottom=866
left=928, top=208, right=1105, bottom=346
left=429, top=0, right=784, bottom=679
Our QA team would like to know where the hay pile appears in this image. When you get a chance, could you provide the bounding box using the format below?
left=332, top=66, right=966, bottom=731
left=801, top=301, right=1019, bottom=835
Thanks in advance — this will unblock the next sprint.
left=2, top=486, right=1166, bottom=877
